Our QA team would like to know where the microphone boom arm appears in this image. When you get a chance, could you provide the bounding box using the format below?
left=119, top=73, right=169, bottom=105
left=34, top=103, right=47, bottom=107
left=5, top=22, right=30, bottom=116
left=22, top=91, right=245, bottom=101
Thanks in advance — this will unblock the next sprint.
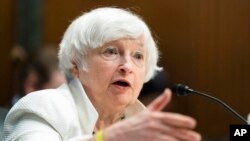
left=191, top=90, right=248, bottom=125
left=171, top=84, right=248, bottom=125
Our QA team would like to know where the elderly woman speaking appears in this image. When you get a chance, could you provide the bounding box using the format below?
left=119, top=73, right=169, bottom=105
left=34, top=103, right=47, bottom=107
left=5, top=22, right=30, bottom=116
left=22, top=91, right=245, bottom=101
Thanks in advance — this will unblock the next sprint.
left=3, top=7, right=201, bottom=141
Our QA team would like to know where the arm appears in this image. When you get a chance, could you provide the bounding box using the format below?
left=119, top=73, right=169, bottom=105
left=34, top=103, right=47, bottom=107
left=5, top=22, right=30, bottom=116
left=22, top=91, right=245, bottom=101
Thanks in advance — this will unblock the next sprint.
left=3, top=91, right=92, bottom=141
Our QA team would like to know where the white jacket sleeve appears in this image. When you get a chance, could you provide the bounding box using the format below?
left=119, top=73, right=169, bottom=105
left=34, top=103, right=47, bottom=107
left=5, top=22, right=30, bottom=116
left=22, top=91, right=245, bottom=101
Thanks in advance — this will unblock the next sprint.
left=3, top=90, right=93, bottom=141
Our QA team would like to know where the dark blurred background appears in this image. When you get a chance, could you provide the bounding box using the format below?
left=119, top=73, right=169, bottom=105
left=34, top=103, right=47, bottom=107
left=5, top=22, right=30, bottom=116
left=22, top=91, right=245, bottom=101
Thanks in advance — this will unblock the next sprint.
left=1, top=0, right=250, bottom=140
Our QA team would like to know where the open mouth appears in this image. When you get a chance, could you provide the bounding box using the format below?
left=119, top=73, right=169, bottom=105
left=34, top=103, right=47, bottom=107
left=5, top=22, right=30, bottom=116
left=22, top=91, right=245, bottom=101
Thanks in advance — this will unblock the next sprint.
left=113, top=80, right=130, bottom=87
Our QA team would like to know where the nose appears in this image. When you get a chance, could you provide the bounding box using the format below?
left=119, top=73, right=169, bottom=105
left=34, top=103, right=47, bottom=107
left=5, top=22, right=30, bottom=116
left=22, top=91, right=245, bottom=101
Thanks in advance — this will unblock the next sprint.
left=118, top=55, right=133, bottom=75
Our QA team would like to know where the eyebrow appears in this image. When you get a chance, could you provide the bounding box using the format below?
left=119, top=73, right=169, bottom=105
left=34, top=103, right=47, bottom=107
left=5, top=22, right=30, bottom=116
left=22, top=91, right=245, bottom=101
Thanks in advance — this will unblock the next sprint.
left=136, top=41, right=144, bottom=47
left=134, top=40, right=145, bottom=52
left=129, top=38, right=144, bottom=47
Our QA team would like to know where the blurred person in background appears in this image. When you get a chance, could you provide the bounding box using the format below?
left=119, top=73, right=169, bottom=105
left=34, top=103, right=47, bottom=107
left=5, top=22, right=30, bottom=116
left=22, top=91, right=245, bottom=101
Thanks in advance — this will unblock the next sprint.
left=139, top=70, right=170, bottom=105
left=1, top=46, right=65, bottom=140
left=9, top=45, right=66, bottom=106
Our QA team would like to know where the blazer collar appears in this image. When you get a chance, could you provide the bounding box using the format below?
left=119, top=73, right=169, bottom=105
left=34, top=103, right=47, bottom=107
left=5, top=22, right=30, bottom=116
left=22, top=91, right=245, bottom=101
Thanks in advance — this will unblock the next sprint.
left=68, top=78, right=98, bottom=134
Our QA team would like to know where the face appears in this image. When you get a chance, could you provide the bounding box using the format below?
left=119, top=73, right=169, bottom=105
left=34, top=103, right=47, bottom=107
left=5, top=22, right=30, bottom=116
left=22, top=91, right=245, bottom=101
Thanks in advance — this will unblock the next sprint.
left=77, top=38, right=146, bottom=113
left=43, top=69, right=66, bottom=89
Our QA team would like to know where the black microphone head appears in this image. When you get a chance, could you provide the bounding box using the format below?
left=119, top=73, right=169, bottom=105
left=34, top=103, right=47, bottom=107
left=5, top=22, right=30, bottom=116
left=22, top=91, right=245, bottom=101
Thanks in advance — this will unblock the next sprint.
left=171, top=84, right=194, bottom=96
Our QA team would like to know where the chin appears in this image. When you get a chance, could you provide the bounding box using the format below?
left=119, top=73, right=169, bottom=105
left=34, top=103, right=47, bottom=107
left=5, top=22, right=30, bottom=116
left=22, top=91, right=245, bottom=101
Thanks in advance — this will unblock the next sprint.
left=112, top=100, right=130, bottom=109
left=115, top=95, right=133, bottom=104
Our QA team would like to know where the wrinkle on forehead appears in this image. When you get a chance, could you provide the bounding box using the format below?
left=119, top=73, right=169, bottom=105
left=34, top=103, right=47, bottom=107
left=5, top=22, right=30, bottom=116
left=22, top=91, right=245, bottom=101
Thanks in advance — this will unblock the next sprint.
left=102, top=36, right=144, bottom=48
left=85, top=37, right=146, bottom=59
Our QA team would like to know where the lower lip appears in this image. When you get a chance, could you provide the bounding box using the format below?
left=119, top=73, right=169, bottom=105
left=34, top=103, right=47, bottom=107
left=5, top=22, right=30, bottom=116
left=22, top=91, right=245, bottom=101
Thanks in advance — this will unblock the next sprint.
left=112, top=84, right=130, bottom=90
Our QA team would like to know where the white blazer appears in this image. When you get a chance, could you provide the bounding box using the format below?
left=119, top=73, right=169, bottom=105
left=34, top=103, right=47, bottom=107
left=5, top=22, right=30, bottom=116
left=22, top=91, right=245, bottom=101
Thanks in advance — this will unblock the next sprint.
left=3, top=78, right=146, bottom=141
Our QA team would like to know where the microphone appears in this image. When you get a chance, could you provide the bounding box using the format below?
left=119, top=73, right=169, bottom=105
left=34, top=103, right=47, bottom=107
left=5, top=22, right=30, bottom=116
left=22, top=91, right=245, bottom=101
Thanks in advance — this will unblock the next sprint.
left=171, top=83, right=248, bottom=125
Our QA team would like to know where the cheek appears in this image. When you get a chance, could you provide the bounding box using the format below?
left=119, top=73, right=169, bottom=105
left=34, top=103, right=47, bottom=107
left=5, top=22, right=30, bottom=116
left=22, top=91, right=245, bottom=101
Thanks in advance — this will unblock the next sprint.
left=90, top=62, right=116, bottom=84
left=139, top=67, right=146, bottom=80
left=135, top=68, right=146, bottom=89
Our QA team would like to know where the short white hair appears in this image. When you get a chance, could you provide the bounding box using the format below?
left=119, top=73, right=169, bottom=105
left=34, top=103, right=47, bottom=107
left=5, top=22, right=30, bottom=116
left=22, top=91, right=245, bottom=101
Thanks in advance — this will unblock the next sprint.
left=59, top=7, right=162, bottom=82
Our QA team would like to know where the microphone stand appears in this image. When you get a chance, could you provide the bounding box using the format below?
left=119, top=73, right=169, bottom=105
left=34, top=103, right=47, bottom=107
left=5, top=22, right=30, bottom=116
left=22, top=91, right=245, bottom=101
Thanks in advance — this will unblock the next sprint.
left=172, top=84, right=248, bottom=125
left=191, top=90, right=248, bottom=125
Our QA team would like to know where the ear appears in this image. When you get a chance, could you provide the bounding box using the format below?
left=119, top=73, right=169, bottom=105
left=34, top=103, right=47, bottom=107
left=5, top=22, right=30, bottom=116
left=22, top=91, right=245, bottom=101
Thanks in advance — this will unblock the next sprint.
left=71, top=63, right=79, bottom=78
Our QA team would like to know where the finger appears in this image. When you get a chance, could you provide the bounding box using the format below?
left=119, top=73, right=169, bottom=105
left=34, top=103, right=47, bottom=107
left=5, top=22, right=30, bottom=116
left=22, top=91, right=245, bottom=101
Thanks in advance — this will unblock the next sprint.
left=158, top=134, right=178, bottom=141
left=162, top=127, right=202, bottom=141
left=176, top=129, right=202, bottom=141
left=155, top=112, right=197, bottom=129
left=144, top=118, right=201, bottom=141
left=147, top=88, right=172, bottom=111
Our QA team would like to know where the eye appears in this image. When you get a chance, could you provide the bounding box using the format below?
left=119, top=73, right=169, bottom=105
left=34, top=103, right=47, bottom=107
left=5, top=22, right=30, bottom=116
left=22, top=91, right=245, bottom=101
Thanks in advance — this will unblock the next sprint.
left=101, top=46, right=119, bottom=60
left=133, top=52, right=144, bottom=60
left=104, top=47, right=118, bottom=55
left=131, top=51, right=145, bottom=67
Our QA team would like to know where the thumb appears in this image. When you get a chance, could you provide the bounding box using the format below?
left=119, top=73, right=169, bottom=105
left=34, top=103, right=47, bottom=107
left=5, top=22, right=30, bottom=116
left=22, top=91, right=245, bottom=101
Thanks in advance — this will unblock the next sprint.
left=147, top=88, right=172, bottom=111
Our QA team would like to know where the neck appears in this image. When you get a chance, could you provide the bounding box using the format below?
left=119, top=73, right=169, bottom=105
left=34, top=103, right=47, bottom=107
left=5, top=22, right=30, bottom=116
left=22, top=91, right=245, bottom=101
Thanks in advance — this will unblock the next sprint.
left=95, top=110, right=124, bottom=130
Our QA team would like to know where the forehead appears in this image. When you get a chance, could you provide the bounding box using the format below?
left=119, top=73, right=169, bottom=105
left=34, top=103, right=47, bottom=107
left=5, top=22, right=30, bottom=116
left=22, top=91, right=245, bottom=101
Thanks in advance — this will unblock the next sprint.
left=102, top=37, right=144, bottom=49
left=86, top=37, right=146, bottom=56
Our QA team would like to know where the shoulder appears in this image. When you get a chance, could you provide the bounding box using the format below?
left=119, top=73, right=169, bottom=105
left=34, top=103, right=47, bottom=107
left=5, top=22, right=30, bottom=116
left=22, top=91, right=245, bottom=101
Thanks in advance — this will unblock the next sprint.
left=5, top=88, right=78, bottom=132
left=11, top=88, right=75, bottom=117
left=14, top=88, right=72, bottom=111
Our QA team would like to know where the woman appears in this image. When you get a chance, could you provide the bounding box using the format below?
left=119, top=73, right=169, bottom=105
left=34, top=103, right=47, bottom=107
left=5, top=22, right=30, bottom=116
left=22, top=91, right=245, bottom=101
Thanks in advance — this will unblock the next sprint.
left=4, top=7, right=201, bottom=141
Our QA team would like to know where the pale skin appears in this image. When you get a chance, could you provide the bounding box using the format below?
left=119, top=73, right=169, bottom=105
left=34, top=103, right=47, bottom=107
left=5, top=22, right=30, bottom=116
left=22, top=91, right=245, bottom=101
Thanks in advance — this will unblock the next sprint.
left=72, top=38, right=201, bottom=141
left=103, top=90, right=202, bottom=141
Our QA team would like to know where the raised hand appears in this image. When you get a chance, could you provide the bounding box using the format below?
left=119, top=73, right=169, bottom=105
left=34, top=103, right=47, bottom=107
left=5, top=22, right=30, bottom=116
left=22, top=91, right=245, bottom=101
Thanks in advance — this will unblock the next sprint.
left=104, top=89, right=201, bottom=141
